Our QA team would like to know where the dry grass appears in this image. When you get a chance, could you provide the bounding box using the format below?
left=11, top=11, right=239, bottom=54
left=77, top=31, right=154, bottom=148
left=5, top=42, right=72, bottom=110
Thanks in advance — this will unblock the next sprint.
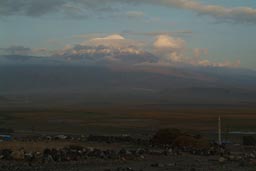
left=0, top=140, right=131, bottom=152
left=0, top=107, right=256, bottom=135
left=0, top=141, right=78, bottom=152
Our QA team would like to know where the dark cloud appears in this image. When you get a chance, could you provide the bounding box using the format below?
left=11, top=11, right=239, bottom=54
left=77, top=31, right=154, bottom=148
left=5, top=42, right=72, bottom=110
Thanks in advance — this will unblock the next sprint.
left=0, top=46, right=50, bottom=56
left=1, top=0, right=256, bottom=24
left=0, top=46, right=31, bottom=55
left=0, top=0, right=65, bottom=17
left=0, top=0, right=126, bottom=19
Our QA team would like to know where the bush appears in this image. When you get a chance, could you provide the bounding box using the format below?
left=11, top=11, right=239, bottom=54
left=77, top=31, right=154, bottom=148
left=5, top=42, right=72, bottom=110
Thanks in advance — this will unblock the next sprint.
left=173, top=135, right=210, bottom=149
left=152, top=128, right=183, bottom=145
left=243, top=136, right=256, bottom=146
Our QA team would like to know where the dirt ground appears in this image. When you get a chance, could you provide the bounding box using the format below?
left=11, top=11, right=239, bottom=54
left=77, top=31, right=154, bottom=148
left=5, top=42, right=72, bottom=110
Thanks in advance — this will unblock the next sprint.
left=0, top=152, right=255, bottom=171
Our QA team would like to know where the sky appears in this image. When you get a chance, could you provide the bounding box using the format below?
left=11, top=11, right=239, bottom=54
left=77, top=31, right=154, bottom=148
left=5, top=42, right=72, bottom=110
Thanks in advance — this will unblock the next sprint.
left=1, top=0, right=256, bottom=69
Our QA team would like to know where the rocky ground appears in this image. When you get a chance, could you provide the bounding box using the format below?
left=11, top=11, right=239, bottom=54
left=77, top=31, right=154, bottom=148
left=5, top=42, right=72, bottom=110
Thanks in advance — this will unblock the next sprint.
left=0, top=151, right=256, bottom=171
left=0, top=132, right=255, bottom=171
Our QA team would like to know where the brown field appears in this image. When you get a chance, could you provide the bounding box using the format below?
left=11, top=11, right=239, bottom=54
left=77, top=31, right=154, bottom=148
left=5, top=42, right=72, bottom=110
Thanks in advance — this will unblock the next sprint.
left=0, top=140, right=131, bottom=152
left=1, top=106, right=256, bottom=137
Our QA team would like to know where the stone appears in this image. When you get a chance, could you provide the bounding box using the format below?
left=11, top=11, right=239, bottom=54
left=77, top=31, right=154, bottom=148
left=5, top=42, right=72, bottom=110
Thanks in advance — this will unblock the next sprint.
left=1, top=149, right=12, bottom=160
left=24, top=152, right=34, bottom=161
left=168, top=148, right=173, bottom=154
left=151, top=163, right=164, bottom=167
left=11, top=149, right=25, bottom=160
left=219, top=157, right=226, bottom=163
left=167, top=163, right=176, bottom=167
left=249, top=153, right=255, bottom=159
left=43, top=155, right=54, bottom=163
left=227, top=155, right=234, bottom=161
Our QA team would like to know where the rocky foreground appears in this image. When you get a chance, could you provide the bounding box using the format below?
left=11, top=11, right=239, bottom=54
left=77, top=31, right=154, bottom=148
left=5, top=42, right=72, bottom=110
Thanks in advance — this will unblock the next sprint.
left=0, top=129, right=256, bottom=171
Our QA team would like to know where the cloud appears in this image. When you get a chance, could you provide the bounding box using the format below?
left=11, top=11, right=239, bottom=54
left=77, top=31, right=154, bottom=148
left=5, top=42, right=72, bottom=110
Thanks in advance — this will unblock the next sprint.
left=0, top=0, right=256, bottom=24
left=0, top=46, right=31, bottom=55
left=195, top=59, right=241, bottom=68
left=52, top=34, right=157, bottom=65
left=91, top=34, right=125, bottom=41
left=151, top=35, right=185, bottom=63
left=54, top=46, right=158, bottom=65
left=122, top=30, right=193, bottom=37
left=137, top=0, right=256, bottom=24
left=0, top=46, right=50, bottom=56
left=125, top=11, right=145, bottom=18
left=150, top=35, right=240, bottom=68
left=1, top=0, right=256, bottom=24
left=153, top=35, right=185, bottom=49
left=165, top=0, right=256, bottom=24
left=80, top=34, right=145, bottom=48
left=193, top=48, right=208, bottom=59
left=49, top=34, right=242, bottom=68
left=1, top=35, right=240, bottom=68
left=0, top=0, right=65, bottom=17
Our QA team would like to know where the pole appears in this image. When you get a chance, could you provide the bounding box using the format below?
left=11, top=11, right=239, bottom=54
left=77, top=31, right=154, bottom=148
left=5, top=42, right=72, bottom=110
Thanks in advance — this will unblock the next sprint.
left=218, top=115, right=222, bottom=145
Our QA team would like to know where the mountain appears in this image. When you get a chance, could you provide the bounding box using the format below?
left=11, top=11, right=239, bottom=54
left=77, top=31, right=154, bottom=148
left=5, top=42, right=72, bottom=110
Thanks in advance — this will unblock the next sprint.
left=0, top=54, right=256, bottom=109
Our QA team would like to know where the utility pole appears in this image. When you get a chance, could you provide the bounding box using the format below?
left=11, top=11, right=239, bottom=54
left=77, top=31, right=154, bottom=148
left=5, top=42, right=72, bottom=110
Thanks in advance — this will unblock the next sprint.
left=218, top=115, right=222, bottom=145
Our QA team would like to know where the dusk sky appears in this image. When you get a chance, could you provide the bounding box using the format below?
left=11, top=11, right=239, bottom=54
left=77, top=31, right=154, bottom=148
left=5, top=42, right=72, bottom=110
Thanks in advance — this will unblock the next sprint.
left=1, top=0, right=256, bottom=69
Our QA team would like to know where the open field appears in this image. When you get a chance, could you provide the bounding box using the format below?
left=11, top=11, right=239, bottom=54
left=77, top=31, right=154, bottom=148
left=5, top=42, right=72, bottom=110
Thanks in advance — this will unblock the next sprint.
left=1, top=106, right=256, bottom=138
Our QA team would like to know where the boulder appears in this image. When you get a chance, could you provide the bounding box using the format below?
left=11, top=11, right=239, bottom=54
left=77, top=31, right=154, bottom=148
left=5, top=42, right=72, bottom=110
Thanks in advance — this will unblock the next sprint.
left=11, top=149, right=25, bottom=160
left=0, top=149, right=12, bottom=160
left=218, top=157, right=226, bottom=163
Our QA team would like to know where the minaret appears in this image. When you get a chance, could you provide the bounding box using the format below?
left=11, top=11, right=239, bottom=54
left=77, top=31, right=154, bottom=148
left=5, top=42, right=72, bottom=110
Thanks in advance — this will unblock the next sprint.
left=218, top=115, right=222, bottom=145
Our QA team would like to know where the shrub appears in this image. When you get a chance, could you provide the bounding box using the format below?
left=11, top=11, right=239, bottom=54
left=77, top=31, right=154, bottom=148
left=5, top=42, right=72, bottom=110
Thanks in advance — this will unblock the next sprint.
left=152, top=128, right=183, bottom=145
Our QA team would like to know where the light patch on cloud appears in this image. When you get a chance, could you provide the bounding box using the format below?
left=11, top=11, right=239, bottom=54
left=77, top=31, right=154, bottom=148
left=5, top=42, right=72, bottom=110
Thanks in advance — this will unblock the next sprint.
left=81, top=34, right=145, bottom=48
left=154, top=35, right=185, bottom=49
left=196, top=59, right=241, bottom=68
left=150, top=35, right=240, bottom=68
left=151, top=35, right=185, bottom=64
left=91, top=34, right=125, bottom=41
left=122, top=30, right=193, bottom=37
